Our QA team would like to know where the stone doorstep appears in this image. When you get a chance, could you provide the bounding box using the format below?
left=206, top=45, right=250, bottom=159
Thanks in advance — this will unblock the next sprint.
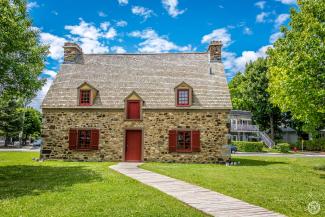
left=110, top=163, right=286, bottom=217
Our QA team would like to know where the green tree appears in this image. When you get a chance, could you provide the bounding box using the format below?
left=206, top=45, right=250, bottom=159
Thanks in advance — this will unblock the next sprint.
left=267, top=0, right=325, bottom=133
left=22, top=107, right=42, bottom=145
left=229, top=58, right=283, bottom=139
left=0, top=0, right=48, bottom=100
left=0, top=98, right=23, bottom=146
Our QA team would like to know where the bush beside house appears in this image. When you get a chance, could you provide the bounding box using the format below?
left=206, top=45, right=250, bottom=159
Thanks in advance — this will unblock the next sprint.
left=276, top=143, right=290, bottom=153
left=303, top=139, right=325, bottom=151
left=232, top=141, right=264, bottom=152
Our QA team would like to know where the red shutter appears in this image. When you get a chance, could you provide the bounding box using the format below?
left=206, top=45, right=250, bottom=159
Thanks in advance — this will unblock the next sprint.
left=91, top=129, right=99, bottom=150
left=69, top=129, right=77, bottom=150
left=127, top=101, right=140, bottom=119
left=192, top=130, right=200, bottom=152
left=169, top=130, right=177, bottom=153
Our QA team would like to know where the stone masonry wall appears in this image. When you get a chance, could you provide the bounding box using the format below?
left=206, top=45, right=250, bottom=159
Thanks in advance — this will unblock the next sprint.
left=41, top=109, right=230, bottom=163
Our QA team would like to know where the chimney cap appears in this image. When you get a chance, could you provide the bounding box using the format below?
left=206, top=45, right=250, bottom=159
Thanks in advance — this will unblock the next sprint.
left=209, top=40, right=222, bottom=47
left=63, top=42, right=82, bottom=52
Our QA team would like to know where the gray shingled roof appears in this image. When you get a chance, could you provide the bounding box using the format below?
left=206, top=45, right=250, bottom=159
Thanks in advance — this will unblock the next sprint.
left=42, top=53, right=232, bottom=109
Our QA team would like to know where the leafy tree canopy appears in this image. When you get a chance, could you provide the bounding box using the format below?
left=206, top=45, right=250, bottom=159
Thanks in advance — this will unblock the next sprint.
left=267, top=0, right=325, bottom=133
left=0, top=0, right=48, bottom=100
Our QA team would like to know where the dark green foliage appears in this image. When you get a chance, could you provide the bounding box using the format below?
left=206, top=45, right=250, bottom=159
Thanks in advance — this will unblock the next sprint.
left=232, top=141, right=264, bottom=152
left=22, top=107, right=42, bottom=143
left=276, top=143, right=290, bottom=153
left=228, top=58, right=283, bottom=140
left=303, top=138, right=325, bottom=151
left=0, top=0, right=48, bottom=100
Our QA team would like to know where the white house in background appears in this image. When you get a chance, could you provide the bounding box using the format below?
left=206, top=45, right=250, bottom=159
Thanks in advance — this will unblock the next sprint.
left=279, top=126, right=298, bottom=144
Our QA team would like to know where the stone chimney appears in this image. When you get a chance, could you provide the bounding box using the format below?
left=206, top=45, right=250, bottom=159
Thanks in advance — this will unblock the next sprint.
left=63, top=42, right=83, bottom=64
left=208, top=41, right=222, bottom=63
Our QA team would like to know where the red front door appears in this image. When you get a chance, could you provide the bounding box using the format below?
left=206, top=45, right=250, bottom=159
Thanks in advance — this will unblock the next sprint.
left=125, top=130, right=142, bottom=162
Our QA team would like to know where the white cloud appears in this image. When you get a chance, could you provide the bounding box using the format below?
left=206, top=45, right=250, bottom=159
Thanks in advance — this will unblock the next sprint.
left=79, top=38, right=109, bottom=54
left=117, top=0, right=128, bottom=5
left=111, top=46, right=126, bottom=54
left=130, top=29, right=192, bottom=53
left=276, top=0, right=296, bottom=5
left=39, top=32, right=66, bottom=60
left=103, top=27, right=117, bottom=39
left=201, top=28, right=232, bottom=47
left=274, top=13, right=290, bottom=28
left=255, top=1, right=266, bottom=9
left=256, top=12, right=270, bottom=23
left=29, top=78, right=53, bottom=110
left=43, top=69, right=57, bottom=79
left=64, top=19, right=114, bottom=54
left=100, top=22, right=110, bottom=31
left=162, top=0, right=186, bottom=17
left=116, top=20, right=128, bottom=27
left=243, top=27, right=253, bottom=35
left=27, top=1, right=39, bottom=11
left=98, top=11, right=107, bottom=17
left=65, top=19, right=101, bottom=40
left=131, top=6, right=155, bottom=21
left=224, top=45, right=272, bottom=77
left=269, top=32, right=284, bottom=43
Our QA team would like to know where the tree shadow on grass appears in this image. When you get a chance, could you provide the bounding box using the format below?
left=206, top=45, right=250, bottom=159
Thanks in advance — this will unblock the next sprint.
left=232, top=158, right=288, bottom=166
left=0, top=165, right=102, bottom=200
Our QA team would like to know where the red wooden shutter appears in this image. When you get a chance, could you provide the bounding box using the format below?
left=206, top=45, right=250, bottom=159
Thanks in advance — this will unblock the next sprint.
left=192, top=130, right=200, bottom=152
left=69, top=129, right=78, bottom=150
left=168, top=130, right=177, bottom=153
left=91, top=129, right=99, bottom=150
left=127, top=101, right=140, bottom=119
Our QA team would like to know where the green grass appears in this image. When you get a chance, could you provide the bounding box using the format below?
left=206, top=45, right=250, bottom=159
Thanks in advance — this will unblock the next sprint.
left=142, top=157, right=325, bottom=217
left=0, top=152, right=207, bottom=217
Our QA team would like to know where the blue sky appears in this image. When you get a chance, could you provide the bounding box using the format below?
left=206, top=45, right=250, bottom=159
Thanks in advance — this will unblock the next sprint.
left=27, top=0, right=297, bottom=109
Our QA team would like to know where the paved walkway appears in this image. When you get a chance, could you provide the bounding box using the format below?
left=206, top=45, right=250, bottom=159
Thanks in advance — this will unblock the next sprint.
left=110, top=163, right=285, bottom=217
left=0, top=147, right=40, bottom=152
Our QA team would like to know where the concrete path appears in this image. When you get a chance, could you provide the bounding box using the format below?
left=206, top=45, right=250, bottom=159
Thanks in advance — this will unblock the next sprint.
left=233, top=152, right=325, bottom=158
left=0, top=147, right=40, bottom=152
left=110, top=163, right=285, bottom=217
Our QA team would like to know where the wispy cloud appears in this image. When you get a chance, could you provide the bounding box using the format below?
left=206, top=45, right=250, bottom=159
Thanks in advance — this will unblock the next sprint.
left=162, top=0, right=186, bottom=18
left=130, top=29, right=192, bottom=53
left=243, top=27, right=253, bottom=35
left=201, top=28, right=232, bottom=47
left=256, top=12, right=270, bottom=23
left=111, top=46, right=127, bottom=53
left=274, top=13, right=290, bottom=28
left=131, top=6, right=155, bottom=21
left=269, top=32, right=284, bottom=43
left=255, top=1, right=266, bottom=9
left=98, top=11, right=107, bottom=17
left=276, top=0, right=296, bottom=5
left=117, top=0, right=128, bottom=6
left=116, top=20, right=128, bottom=27
left=39, top=32, right=66, bottom=60
left=27, top=1, right=39, bottom=11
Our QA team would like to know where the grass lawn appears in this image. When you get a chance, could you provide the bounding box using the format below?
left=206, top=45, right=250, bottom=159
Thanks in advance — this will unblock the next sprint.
left=142, top=157, right=325, bottom=217
left=0, top=152, right=207, bottom=217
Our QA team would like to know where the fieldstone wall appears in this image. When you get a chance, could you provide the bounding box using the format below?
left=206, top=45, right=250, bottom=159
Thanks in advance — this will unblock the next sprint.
left=41, top=109, right=230, bottom=163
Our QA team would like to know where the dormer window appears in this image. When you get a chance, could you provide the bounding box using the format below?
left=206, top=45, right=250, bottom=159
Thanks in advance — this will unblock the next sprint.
left=177, top=89, right=189, bottom=106
left=125, top=91, right=143, bottom=120
left=80, top=90, right=91, bottom=106
left=77, top=82, right=98, bottom=106
left=175, top=82, right=193, bottom=107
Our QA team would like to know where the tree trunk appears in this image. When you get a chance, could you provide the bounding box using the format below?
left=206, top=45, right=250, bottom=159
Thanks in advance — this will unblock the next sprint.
left=270, top=115, right=275, bottom=140
left=4, top=135, right=10, bottom=147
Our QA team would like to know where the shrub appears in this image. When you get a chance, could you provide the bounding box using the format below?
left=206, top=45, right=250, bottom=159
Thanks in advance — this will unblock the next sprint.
left=276, top=143, right=290, bottom=153
left=232, top=141, right=264, bottom=152
left=303, top=138, right=325, bottom=151
left=314, top=164, right=325, bottom=171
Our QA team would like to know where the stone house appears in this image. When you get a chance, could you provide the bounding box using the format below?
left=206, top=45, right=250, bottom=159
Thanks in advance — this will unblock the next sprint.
left=41, top=41, right=232, bottom=163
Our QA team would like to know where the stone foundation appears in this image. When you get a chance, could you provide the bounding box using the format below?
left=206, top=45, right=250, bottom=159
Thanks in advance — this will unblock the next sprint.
left=41, top=109, right=230, bottom=163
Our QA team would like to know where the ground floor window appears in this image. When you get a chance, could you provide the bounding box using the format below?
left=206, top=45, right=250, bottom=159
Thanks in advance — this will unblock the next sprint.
left=69, top=129, right=99, bottom=150
left=169, top=130, right=200, bottom=153
left=177, top=131, right=191, bottom=152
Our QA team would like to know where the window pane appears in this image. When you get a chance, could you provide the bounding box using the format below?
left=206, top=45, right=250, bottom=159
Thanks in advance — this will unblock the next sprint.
left=78, top=130, right=91, bottom=149
left=176, top=131, right=192, bottom=151
left=178, top=90, right=189, bottom=105
left=80, top=90, right=90, bottom=104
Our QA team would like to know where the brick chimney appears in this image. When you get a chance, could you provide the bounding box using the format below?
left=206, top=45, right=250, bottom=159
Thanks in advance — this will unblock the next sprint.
left=208, top=41, right=222, bottom=63
left=63, top=42, right=83, bottom=64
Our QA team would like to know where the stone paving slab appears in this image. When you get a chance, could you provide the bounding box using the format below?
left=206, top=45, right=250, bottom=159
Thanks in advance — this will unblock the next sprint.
left=110, top=163, right=286, bottom=217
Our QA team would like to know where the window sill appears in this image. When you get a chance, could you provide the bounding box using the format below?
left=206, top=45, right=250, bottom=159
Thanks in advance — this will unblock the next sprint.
left=124, top=118, right=143, bottom=121
left=176, top=149, right=192, bottom=153
left=176, top=105, right=191, bottom=107
left=70, top=148, right=98, bottom=151
left=79, top=104, right=93, bottom=106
